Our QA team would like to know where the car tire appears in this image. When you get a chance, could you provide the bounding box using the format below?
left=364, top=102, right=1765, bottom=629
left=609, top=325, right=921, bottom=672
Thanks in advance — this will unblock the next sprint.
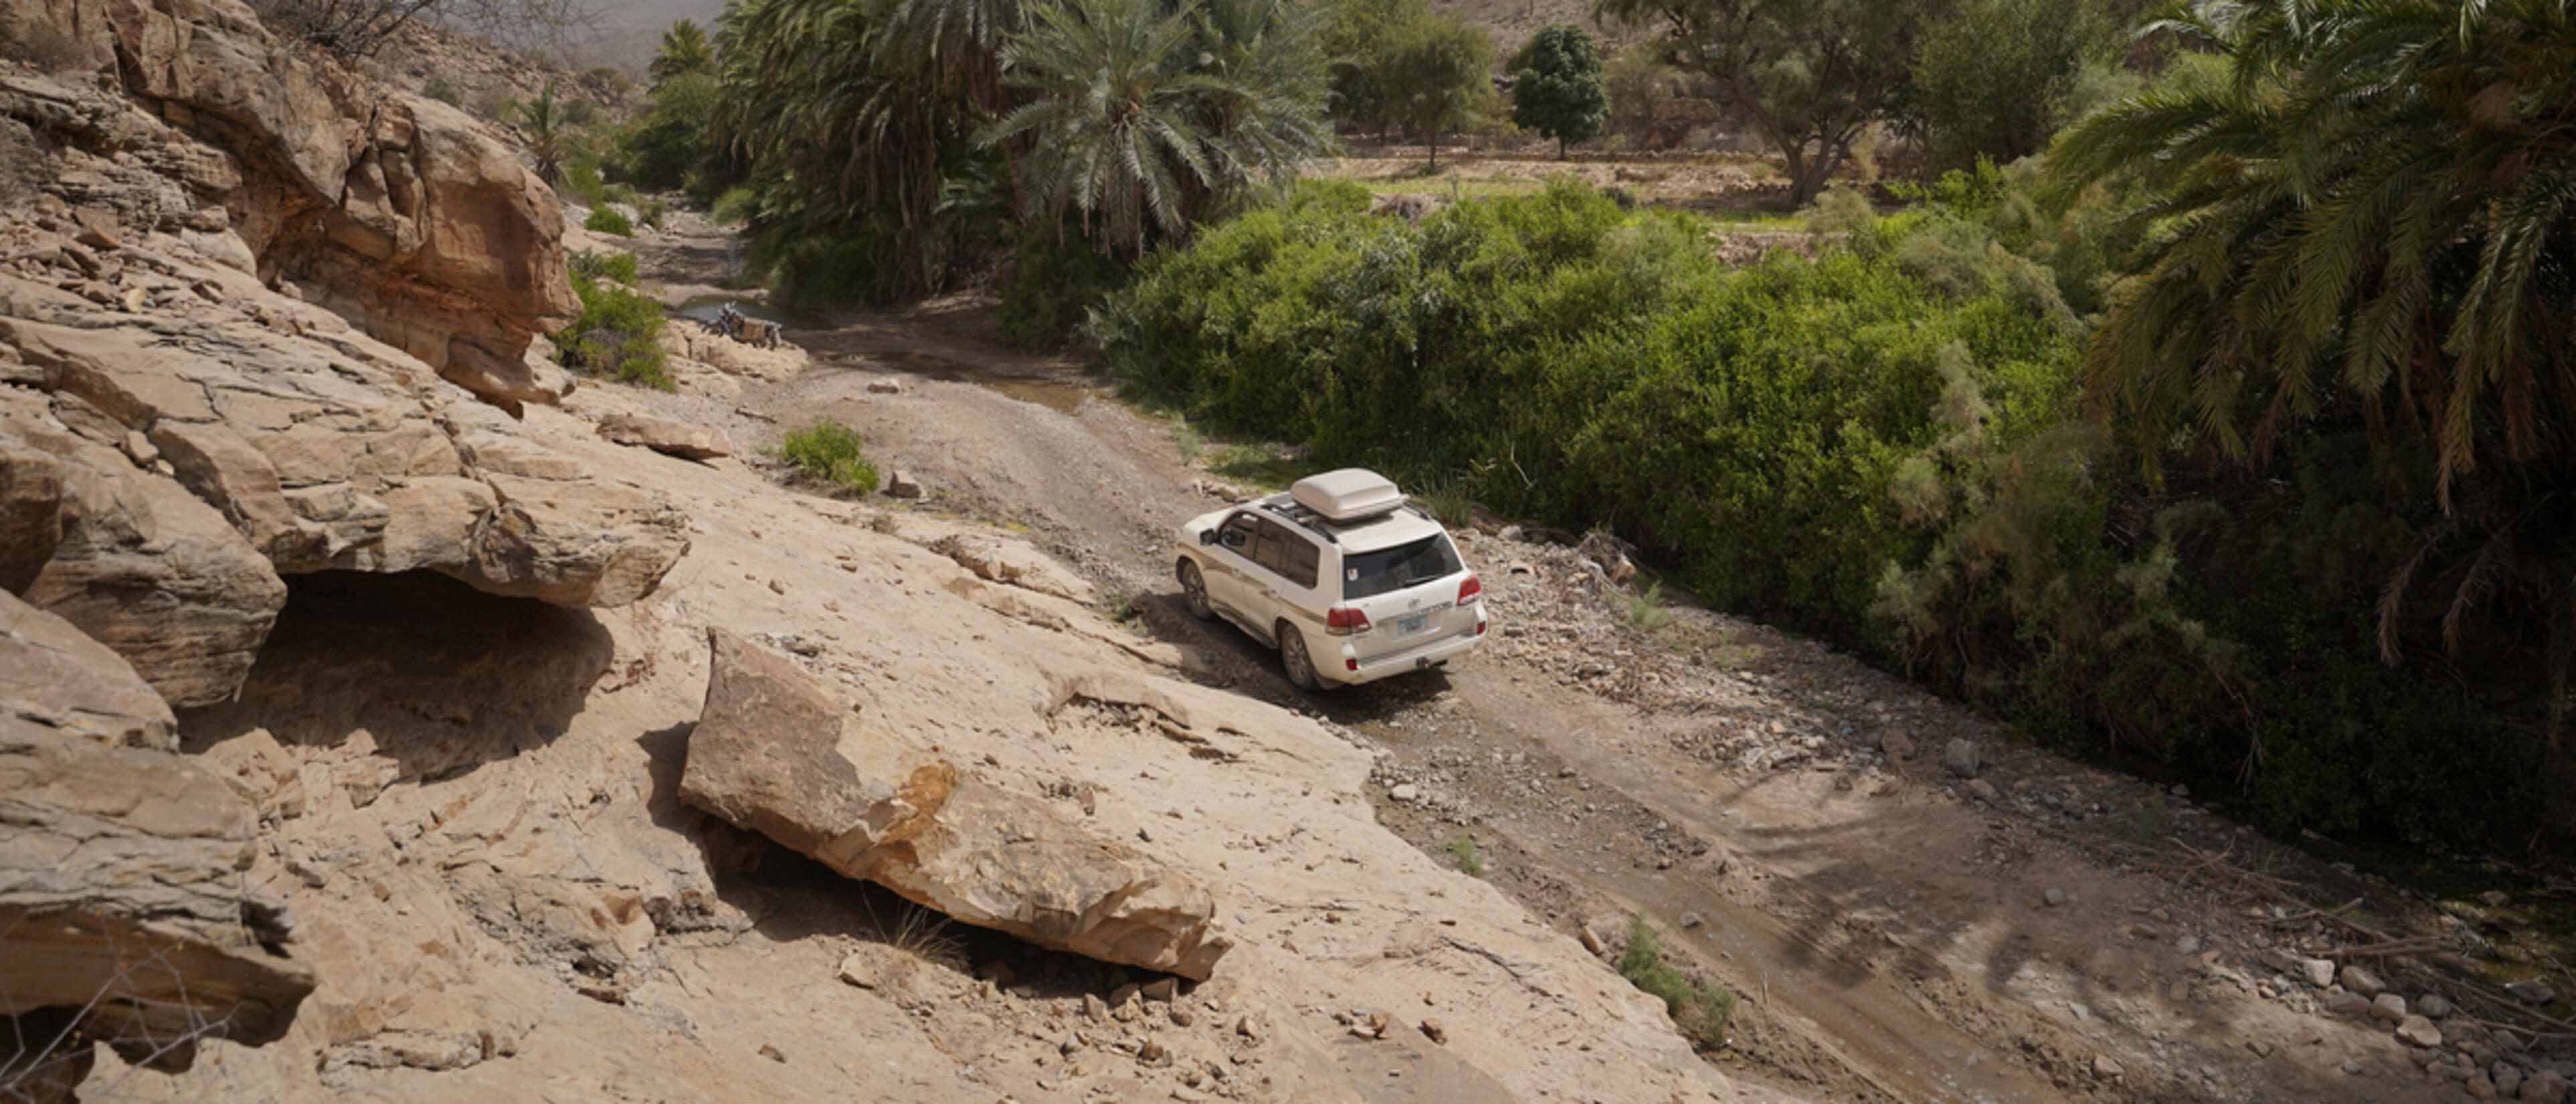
left=1279, top=622, right=1333, bottom=692
left=1178, top=560, right=1213, bottom=620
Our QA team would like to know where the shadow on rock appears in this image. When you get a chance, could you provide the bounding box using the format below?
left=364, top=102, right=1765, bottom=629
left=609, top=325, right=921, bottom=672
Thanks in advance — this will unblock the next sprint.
left=179, top=570, right=610, bottom=784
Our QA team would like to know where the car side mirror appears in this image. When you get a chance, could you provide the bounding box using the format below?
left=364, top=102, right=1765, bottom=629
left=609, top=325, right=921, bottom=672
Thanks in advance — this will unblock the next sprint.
left=1200, top=530, right=1218, bottom=547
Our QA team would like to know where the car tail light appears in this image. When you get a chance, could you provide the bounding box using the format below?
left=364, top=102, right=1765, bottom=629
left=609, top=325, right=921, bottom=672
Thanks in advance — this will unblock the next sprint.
left=1457, top=574, right=1483, bottom=605
left=1346, top=658, right=1360, bottom=671
left=1476, top=619, right=1487, bottom=636
left=1325, top=606, right=1372, bottom=636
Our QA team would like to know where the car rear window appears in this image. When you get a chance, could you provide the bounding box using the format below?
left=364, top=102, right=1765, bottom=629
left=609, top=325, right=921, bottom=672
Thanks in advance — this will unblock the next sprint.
left=1340, top=535, right=1463, bottom=600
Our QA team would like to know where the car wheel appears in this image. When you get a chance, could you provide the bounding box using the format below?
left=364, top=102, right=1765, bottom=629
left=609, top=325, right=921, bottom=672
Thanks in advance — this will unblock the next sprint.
left=1279, top=622, right=1333, bottom=691
left=1178, top=561, right=1213, bottom=620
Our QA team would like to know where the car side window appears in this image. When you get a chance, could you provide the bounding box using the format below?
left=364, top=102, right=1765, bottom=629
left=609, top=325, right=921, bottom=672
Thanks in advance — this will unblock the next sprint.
left=1282, top=532, right=1320, bottom=590
left=1217, top=514, right=1258, bottom=553
left=1252, top=521, right=1320, bottom=590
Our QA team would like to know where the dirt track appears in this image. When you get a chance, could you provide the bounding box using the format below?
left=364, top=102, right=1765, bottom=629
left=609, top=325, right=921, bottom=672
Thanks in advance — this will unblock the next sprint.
left=642, top=224, right=2551, bottom=1104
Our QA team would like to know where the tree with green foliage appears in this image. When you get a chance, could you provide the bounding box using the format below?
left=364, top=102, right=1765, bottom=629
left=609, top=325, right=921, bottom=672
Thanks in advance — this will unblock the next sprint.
left=2051, top=0, right=2576, bottom=708
left=988, top=0, right=1333, bottom=256
left=1188, top=0, right=1340, bottom=195
left=1321, top=0, right=1428, bottom=136
left=650, top=18, right=715, bottom=86
left=713, top=0, right=1023, bottom=301
left=1509, top=24, right=1607, bottom=159
left=1383, top=14, right=1491, bottom=167
left=1902, top=0, right=2107, bottom=172
left=622, top=72, right=721, bottom=191
left=990, top=0, right=1220, bottom=256
left=1598, top=0, right=1937, bottom=202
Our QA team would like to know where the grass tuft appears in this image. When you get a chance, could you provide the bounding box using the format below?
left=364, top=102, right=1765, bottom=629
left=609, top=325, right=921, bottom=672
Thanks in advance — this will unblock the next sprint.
left=1616, top=913, right=1736, bottom=1050
left=1443, top=830, right=1486, bottom=877
left=776, top=420, right=880, bottom=494
left=1620, top=580, right=1673, bottom=633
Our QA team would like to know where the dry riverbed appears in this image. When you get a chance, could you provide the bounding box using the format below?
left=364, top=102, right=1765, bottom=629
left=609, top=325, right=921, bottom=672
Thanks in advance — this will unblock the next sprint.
left=640, top=218, right=2576, bottom=1104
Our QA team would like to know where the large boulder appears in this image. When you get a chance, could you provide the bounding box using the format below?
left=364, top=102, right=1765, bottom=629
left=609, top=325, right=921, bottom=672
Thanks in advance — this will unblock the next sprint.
left=680, top=628, right=1233, bottom=979
left=0, top=727, right=315, bottom=1075
left=0, top=588, right=176, bottom=751
left=3, top=387, right=286, bottom=709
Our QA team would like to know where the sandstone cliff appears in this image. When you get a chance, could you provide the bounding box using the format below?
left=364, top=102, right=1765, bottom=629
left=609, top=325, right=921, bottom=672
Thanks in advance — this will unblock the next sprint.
left=3, top=0, right=578, bottom=410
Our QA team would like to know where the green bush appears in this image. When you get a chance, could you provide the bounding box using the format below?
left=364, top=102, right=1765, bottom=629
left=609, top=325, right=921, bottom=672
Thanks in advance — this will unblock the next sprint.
left=620, top=72, right=721, bottom=192
left=563, top=159, right=611, bottom=207
left=776, top=420, right=881, bottom=494
left=1101, top=175, right=2074, bottom=642
left=569, top=249, right=640, bottom=285
left=1101, top=168, right=2543, bottom=849
left=711, top=187, right=758, bottom=227
left=584, top=205, right=634, bottom=237
left=1000, top=227, right=1126, bottom=351
left=557, top=271, right=670, bottom=390
left=1615, top=915, right=1734, bottom=1050
left=422, top=80, right=460, bottom=106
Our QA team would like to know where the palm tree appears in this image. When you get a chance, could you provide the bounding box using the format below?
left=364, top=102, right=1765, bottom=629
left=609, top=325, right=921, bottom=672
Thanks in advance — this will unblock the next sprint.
left=2050, top=0, right=2576, bottom=711
left=987, top=0, right=1336, bottom=255
left=716, top=0, right=1006, bottom=295
left=988, top=0, right=1217, bottom=256
left=508, top=82, right=570, bottom=183
left=1187, top=0, right=1339, bottom=199
left=650, top=19, right=716, bottom=86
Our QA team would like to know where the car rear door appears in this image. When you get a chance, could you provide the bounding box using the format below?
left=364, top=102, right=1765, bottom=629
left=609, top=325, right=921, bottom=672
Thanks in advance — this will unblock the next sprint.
left=1249, top=519, right=1323, bottom=631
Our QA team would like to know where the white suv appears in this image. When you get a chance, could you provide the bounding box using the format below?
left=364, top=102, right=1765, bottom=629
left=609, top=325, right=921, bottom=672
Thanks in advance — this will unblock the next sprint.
left=1174, top=469, right=1488, bottom=689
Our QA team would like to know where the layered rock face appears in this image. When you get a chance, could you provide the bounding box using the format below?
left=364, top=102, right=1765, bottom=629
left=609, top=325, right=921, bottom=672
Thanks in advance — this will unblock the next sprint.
left=1, top=589, right=177, bottom=750
left=0, top=9, right=691, bottom=1093
left=3, top=0, right=576, bottom=409
left=682, top=628, right=1235, bottom=980
left=0, top=723, right=316, bottom=1079
left=0, top=35, right=689, bottom=699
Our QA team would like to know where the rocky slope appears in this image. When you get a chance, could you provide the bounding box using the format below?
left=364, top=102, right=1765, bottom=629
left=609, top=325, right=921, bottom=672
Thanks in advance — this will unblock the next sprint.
left=0, top=4, right=1790, bottom=1102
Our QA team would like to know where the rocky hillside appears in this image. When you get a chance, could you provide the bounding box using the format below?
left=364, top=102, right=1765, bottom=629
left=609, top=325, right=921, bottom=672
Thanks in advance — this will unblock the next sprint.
left=0, top=3, right=1788, bottom=1101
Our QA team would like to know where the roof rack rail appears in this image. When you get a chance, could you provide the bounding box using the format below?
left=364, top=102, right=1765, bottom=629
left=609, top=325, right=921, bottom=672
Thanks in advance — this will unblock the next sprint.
left=1257, top=499, right=1339, bottom=544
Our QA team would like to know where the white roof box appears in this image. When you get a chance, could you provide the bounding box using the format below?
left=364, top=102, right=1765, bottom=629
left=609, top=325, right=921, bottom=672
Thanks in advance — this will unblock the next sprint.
left=1291, top=468, right=1406, bottom=523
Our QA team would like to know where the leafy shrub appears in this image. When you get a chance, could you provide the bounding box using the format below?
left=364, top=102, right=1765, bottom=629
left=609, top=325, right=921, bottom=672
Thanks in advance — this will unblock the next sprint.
left=1000, top=227, right=1125, bottom=351
left=1103, top=167, right=2543, bottom=848
left=711, top=187, right=758, bottom=227
left=620, top=72, right=721, bottom=192
left=563, top=160, right=611, bottom=207
left=776, top=420, right=881, bottom=494
left=1101, top=175, right=2074, bottom=644
left=569, top=249, right=640, bottom=285
left=557, top=271, right=670, bottom=390
left=636, top=199, right=669, bottom=231
left=584, top=205, right=634, bottom=237
left=422, top=80, right=460, bottom=106
left=1616, top=915, right=1734, bottom=1049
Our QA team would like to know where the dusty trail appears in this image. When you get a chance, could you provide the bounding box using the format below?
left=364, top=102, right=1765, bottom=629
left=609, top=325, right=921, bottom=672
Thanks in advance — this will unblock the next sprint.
left=710, top=305, right=2470, bottom=1104
left=643, top=218, right=2508, bottom=1104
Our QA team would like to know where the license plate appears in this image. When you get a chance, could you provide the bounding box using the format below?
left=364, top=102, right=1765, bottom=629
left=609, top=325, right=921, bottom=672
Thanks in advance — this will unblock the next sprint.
left=1398, top=613, right=1429, bottom=635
